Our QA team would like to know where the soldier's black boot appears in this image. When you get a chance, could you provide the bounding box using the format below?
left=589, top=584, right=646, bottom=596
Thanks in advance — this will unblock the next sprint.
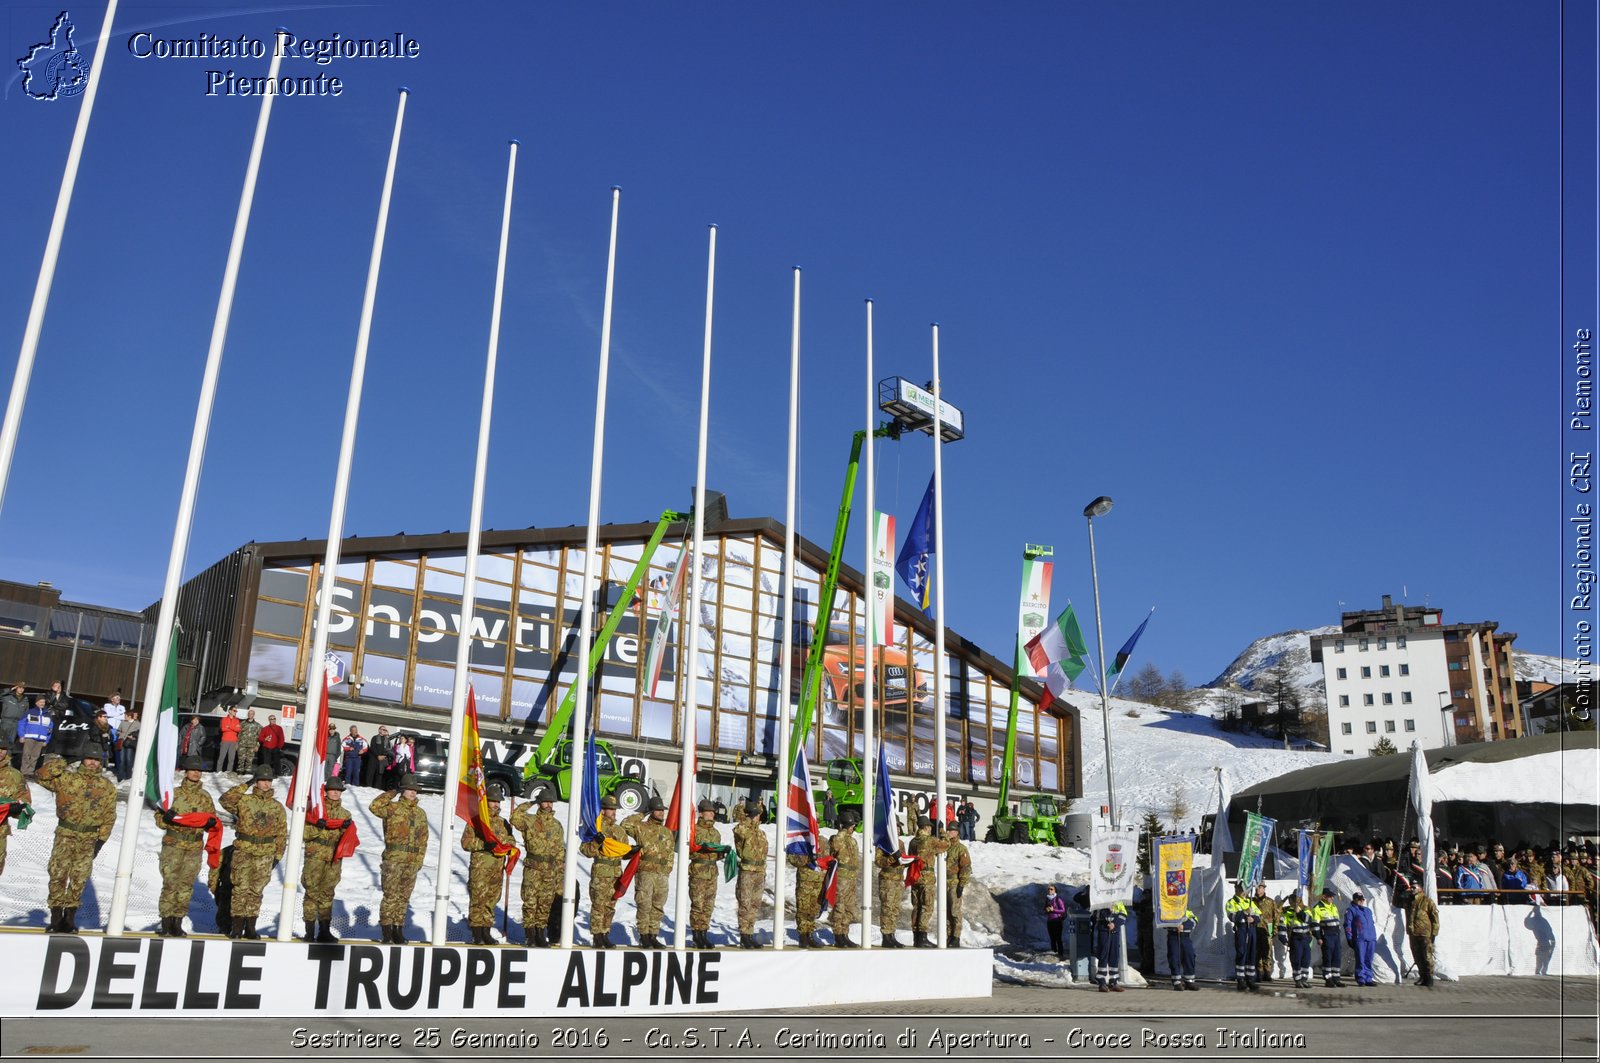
left=304, top=919, right=317, bottom=941
left=62, top=908, right=79, bottom=934
left=740, top=933, right=758, bottom=949
left=834, top=933, right=858, bottom=948
left=949, top=934, right=961, bottom=949
left=881, top=932, right=902, bottom=948
left=228, top=916, right=244, bottom=939
left=317, top=921, right=338, bottom=944
left=171, top=916, right=188, bottom=938
left=796, top=931, right=810, bottom=949
left=49, top=908, right=69, bottom=933
left=155, top=916, right=171, bottom=937
left=914, top=931, right=935, bottom=948
left=244, top=920, right=261, bottom=940
left=594, top=930, right=613, bottom=949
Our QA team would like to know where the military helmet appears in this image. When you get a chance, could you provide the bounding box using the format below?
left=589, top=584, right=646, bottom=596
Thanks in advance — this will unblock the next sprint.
left=743, top=799, right=763, bottom=818
left=398, top=773, right=421, bottom=791
left=252, top=764, right=276, bottom=782
left=532, top=784, right=555, bottom=803
left=323, top=776, right=346, bottom=792
left=600, top=795, right=619, bottom=810
left=697, top=799, right=715, bottom=813
left=647, top=796, right=667, bottom=813
left=177, top=755, right=204, bottom=772
left=486, top=783, right=505, bottom=803
left=838, top=806, right=861, bottom=825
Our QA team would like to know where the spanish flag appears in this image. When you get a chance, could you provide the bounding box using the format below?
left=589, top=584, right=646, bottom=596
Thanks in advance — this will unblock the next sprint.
left=456, top=685, right=519, bottom=874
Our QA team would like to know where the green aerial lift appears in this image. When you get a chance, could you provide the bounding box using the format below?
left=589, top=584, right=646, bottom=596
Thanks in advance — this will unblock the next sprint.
left=520, top=508, right=688, bottom=815
left=989, top=544, right=1073, bottom=845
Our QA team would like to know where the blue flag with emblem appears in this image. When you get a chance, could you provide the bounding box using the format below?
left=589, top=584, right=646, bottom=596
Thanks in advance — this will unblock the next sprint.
left=894, top=477, right=935, bottom=617
left=576, top=731, right=602, bottom=844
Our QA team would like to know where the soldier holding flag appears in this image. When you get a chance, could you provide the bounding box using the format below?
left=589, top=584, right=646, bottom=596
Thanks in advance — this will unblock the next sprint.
left=461, top=784, right=515, bottom=944
left=301, top=776, right=358, bottom=943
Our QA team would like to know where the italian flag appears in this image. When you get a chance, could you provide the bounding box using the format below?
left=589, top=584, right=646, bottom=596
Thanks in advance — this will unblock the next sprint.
left=1022, top=603, right=1089, bottom=709
left=868, top=512, right=895, bottom=647
left=143, top=631, right=182, bottom=810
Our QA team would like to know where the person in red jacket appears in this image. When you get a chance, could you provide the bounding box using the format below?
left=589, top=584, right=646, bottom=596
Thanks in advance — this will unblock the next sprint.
left=216, top=708, right=242, bottom=774
left=257, top=715, right=286, bottom=777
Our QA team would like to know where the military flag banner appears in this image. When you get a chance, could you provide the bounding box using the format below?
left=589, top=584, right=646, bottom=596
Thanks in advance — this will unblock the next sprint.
left=455, top=685, right=519, bottom=872
left=1311, top=829, right=1335, bottom=897
left=1090, top=828, right=1139, bottom=907
left=641, top=542, right=688, bottom=699
left=143, top=629, right=182, bottom=811
left=1297, top=830, right=1315, bottom=898
left=784, top=746, right=821, bottom=862
left=868, top=511, right=895, bottom=647
left=1154, top=834, right=1194, bottom=927
left=1015, top=552, right=1052, bottom=675
left=1236, top=811, right=1276, bottom=889
left=286, top=676, right=330, bottom=821
left=873, top=744, right=902, bottom=856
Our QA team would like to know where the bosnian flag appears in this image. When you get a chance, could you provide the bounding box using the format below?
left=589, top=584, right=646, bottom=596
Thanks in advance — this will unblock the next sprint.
left=784, top=747, right=821, bottom=863
left=287, top=675, right=330, bottom=820
left=1023, top=602, right=1089, bottom=709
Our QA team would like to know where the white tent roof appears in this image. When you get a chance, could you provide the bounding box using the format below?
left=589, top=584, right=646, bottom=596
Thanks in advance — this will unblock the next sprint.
left=1430, top=746, right=1598, bottom=807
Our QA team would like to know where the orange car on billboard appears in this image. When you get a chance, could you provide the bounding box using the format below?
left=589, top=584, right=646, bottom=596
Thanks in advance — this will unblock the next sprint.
left=794, top=624, right=925, bottom=734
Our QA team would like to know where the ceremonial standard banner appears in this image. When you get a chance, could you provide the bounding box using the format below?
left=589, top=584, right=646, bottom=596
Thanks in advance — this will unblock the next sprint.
left=1015, top=552, right=1052, bottom=674
left=1311, top=830, right=1335, bottom=897
left=1154, top=834, right=1195, bottom=927
left=869, top=512, right=895, bottom=647
left=1236, top=812, right=1275, bottom=888
left=1090, top=828, right=1139, bottom=907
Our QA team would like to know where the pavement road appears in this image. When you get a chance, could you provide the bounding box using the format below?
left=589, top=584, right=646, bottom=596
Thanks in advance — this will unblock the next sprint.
left=3, top=976, right=1596, bottom=1062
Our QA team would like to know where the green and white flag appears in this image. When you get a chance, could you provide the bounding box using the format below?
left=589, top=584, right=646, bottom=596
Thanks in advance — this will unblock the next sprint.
left=1237, top=810, right=1276, bottom=889
left=143, top=631, right=181, bottom=810
left=868, top=512, right=895, bottom=647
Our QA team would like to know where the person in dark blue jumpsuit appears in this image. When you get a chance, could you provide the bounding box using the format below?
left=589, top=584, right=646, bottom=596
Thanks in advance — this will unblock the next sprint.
left=1343, top=891, right=1378, bottom=985
left=1224, top=881, right=1261, bottom=992
left=1091, top=902, right=1128, bottom=992
left=1310, top=887, right=1344, bottom=987
left=1165, top=908, right=1199, bottom=990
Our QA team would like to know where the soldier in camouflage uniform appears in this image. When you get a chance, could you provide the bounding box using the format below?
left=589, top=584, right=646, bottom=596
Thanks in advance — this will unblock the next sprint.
left=510, top=784, right=564, bottom=946
left=462, top=785, right=513, bottom=944
left=235, top=709, right=262, bottom=775
left=875, top=839, right=910, bottom=948
left=908, top=816, right=947, bottom=947
left=0, top=746, right=31, bottom=878
left=828, top=807, right=863, bottom=947
left=943, top=821, right=972, bottom=947
left=579, top=794, right=630, bottom=948
left=219, top=764, right=287, bottom=939
left=788, top=842, right=825, bottom=949
left=732, top=799, right=768, bottom=948
left=302, top=777, right=353, bottom=943
left=371, top=773, right=429, bottom=943
left=155, top=755, right=217, bottom=937
left=626, top=796, right=675, bottom=948
left=689, top=799, right=724, bottom=948
left=36, top=742, right=116, bottom=933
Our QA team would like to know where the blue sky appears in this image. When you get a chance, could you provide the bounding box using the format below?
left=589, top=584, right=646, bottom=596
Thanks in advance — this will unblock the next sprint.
left=0, top=1, right=1586, bottom=689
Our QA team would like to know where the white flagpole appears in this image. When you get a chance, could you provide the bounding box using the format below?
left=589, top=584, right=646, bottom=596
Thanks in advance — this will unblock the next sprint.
left=930, top=323, right=949, bottom=948
left=773, top=266, right=799, bottom=952
left=277, top=88, right=410, bottom=941
left=106, top=31, right=287, bottom=936
left=559, top=187, right=621, bottom=949
left=673, top=225, right=717, bottom=949
left=429, top=139, right=518, bottom=944
left=0, top=0, right=119, bottom=519
left=859, top=298, right=876, bottom=949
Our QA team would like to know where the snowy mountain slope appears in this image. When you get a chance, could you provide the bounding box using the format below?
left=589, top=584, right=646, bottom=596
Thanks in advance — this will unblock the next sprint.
left=1205, top=626, right=1337, bottom=692
left=1514, top=650, right=1584, bottom=684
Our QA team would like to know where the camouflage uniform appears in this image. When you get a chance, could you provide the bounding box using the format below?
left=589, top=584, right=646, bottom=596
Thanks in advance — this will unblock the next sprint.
left=689, top=818, right=723, bottom=933
left=156, top=777, right=216, bottom=920
left=219, top=781, right=287, bottom=918
left=943, top=834, right=973, bottom=945
left=511, top=800, right=564, bottom=940
left=302, top=793, right=351, bottom=924
left=909, top=829, right=948, bottom=937
left=789, top=853, right=824, bottom=942
left=625, top=813, right=676, bottom=940
left=828, top=826, right=862, bottom=943
left=371, top=789, right=429, bottom=932
left=0, top=752, right=31, bottom=877
left=236, top=718, right=262, bottom=773
left=579, top=810, right=630, bottom=943
left=876, top=849, right=909, bottom=942
left=461, top=808, right=513, bottom=930
left=36, top=757, right=116, bottom=913
left=732, top=810, right=768, bottom=939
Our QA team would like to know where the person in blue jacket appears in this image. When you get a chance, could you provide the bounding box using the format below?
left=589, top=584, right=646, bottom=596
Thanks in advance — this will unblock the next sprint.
left=1091, top=902, right=1128, bottom=992
left=1165, top=908, right=1199, bottom=990
left=1343, top=891, right=1378, bottom=986
left=17, top=695, right=53, bottom=777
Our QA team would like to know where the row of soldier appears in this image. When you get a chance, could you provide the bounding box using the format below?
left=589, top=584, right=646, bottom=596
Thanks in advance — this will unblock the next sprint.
left=2, top=738, right=977, bottom=947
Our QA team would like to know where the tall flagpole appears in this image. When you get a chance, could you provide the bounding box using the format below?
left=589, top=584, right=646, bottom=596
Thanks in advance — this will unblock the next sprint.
left=277, top=88, right=410, bottom=940
left=431, top=139, right=518, bottom=944
left=0, top=0, right=120, bottom=519
left=559, top=187, right=621, bottom=949
left=773, top=266, right=800, bottom=952
left=859, top=299, right=876, bottom=949
left=673, top=224, right=716, bottom=949
left=106, top=31, right=288, bottom=936
left=930, top=323, right=949, bottom=948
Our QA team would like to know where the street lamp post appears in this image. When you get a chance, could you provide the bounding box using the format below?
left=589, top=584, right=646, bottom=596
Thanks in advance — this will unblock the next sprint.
left=1084, top=495, right=1116, bottom=827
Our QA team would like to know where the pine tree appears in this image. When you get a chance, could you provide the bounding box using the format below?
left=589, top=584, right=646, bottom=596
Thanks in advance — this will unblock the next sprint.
left=1370, top=736, right=1399, bottom=757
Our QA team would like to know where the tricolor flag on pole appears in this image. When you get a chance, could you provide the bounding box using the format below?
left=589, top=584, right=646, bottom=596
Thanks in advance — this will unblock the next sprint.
left=1105, top=608, right=1154, bottom=693
left=641, top=544, right=688, bottom=699
left=1023, top=603, right=1089, bottom=709
left=143, top=630, right=182, bottom=811
left=873, top=745, right=901, bottom=856
left=1016, top=551, right=1053, bottom=675
left=868, top=512, right=895, bottom=647
left=893, top=478, right=935, bottom=617
left=286, top=675, right=330, bottom=820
